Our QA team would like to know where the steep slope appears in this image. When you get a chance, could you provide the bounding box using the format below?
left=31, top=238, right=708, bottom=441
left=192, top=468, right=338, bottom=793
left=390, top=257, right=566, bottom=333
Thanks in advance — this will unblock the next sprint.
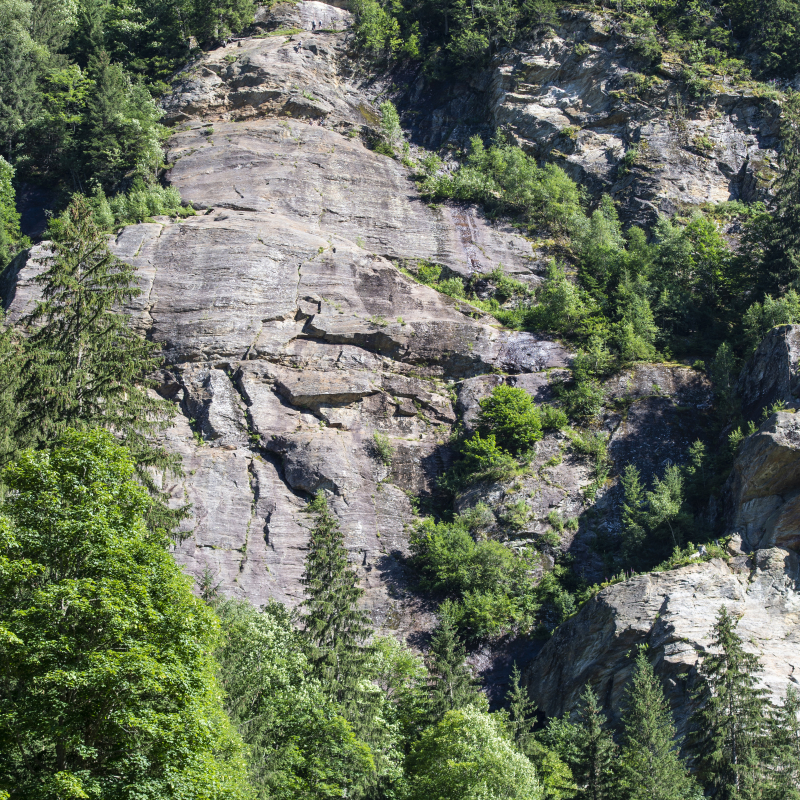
left=4, top=2, right=798, bottom=709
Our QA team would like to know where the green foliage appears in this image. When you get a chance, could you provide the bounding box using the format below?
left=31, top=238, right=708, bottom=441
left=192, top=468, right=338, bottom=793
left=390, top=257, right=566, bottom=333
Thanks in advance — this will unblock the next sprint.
left=409, top=517, right=539, bottom=639
left=13, top=196, right=176, bottom=479
left=0, top=157, right=26, bottom=268
left=0, top=429, right=252, bottom=800
left=299, top=492, right=374, bottom=717
left=420, top=134, right=583, bottom=235
left=689, top=606, right=773, bottom=799
left=372, top=431, right=395, bottom=466
left=89, top=179, right=194, bottom=229
left=216, top=599, right=377, bottom=800
left=619, top=649, right=698, bottom=800
left=379, top=100, right=401, bottom=151
left=478, top=385, right=543, bottom=456
left=406, top=707, right=543, bottom=800
left=571, top=686, right=617, bottom=800
left=425, top=605, right=484, bottom=721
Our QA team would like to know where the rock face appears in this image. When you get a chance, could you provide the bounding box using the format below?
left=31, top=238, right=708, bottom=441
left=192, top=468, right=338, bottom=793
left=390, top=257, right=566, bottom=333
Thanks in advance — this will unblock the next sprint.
left=405, top=9, right=779, bottom=226
left=2, top=1, right=567, bottom=637
left=524, top=346, right=800, bottom=727
left=524, top=547, right=800, bottom=733
left=727, top=412, right=800, bottom=553
left=737, top=325, right=800, bottom=421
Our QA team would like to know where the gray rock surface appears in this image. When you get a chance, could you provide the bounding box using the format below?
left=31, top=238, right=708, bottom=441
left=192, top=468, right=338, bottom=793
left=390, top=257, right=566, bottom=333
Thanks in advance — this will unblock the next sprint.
left=727, top=411, right=800, bottom=553
left=737, top=325, right=800, bottom=421
left=524, top=547, right=800, bottom=733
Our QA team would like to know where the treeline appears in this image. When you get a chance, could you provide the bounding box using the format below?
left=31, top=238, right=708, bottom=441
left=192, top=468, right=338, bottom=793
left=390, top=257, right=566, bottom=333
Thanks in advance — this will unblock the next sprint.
left=0, top=0, right=254, bottom=241
left=353, top=0, right=800, bottom=82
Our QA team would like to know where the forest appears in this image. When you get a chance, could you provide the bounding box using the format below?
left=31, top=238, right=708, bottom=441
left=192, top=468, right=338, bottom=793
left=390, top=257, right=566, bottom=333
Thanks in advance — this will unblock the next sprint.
left=2, top=0, right=800, bottom=797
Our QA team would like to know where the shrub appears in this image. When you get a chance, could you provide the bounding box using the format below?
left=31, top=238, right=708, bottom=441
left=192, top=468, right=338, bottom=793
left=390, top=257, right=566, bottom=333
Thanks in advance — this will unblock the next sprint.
left=372, top=431, right=394, bottom=466
left=379, top=100, right=401, bottom=150
left=457, top=432, right=517, bottom=478
left=89, top=179, right=195, bottom=229
left=478, top=385, right=542, bottom=456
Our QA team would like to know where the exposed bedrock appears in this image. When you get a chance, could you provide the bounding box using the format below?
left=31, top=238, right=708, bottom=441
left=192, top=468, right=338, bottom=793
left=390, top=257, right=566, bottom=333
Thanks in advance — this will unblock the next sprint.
left=523, top=548, right=800, bottom=735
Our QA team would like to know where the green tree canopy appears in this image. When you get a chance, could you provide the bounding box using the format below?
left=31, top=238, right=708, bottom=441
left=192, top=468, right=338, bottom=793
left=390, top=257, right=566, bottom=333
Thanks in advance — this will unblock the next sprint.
left=216, top=598, right=376, bottom=800
left=406, top=707, right=543, bottom=800
left=15, top=195, right=175, bottom=478
left=0, top=429, right=251, bottom=800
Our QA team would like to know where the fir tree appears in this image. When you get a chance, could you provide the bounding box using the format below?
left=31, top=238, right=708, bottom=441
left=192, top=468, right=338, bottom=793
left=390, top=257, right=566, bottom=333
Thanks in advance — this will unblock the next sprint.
left=572, top=685, right=617, bottom=800
left=15, top=196, right=176, bottom=479
left=426, top=601, right=481, bottom=723
left=689, top=605, right=771, bottom=800
left=299, top=491, right=374, bottom=716
left=765, top=686, right=800, bottom=800
left=621, top=463, right=647, bottom=567
left=619, top=648, right=698, bottom=800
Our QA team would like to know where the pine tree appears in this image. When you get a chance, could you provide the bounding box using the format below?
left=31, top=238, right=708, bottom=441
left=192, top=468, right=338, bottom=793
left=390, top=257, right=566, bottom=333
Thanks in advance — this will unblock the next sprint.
left=426, top=601, right=481, bottom=723
left=15, top=196, right=176, bottom=478
left=619, top=648, right=698, bottom=800
left=299, top=491, right=374, bottom=716
left=765, top=686, right=800, bottom=800
left=572, top=685, right=617, bottom=800
left=689, top=605, right=772, bottom=800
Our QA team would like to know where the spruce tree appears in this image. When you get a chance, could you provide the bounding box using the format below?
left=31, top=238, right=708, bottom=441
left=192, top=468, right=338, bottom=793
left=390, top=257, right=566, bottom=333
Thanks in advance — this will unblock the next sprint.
left=689, top=605, right=771, bottom=800
left=507, top=661, right=537, bottom=751
left=766, top=686, right=800, bottom=800
left=15, top=196, right=176, bottom=478
left=507, top=663, right=576, bottom=800
left=619, top=648, right=698, bottom=800
left=426, top=601, right=481, bottom=723
left=299, top=491, right=373, bottom=715
left=572, top=685, right=617, bottom=800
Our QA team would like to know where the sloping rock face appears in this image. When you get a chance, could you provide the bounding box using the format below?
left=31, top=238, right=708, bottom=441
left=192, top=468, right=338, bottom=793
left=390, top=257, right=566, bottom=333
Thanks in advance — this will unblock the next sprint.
left=523, top=547, right=800, bottom=733
left=2, top=2, right=570, bottom=636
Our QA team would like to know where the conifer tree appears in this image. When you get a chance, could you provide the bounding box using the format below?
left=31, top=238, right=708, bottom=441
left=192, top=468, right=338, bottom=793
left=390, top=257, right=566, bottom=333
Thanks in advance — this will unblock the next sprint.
left=689, top=605, right=771, bottom=800
left=508, top=661, right=537, bottom=751
left=426, top=601, right=481, bottom=723
left=15, top=196, right=176, bottom=477
left=507, top=663, right=576, bottom=800
left=766, top=686, right=800, bottom=800
left=619, top=648, right=698, bottom=800
left=572, top=685, right=617, bottom=800
left=620, top=463, right=647, bottom=567
left=299, top=491, right=374, bottom=715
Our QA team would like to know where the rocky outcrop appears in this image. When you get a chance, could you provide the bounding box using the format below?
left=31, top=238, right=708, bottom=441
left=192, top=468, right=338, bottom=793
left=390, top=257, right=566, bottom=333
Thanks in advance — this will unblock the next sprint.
left=524, top=547, right=800, bottom=733
left=727, top=411, right=800, bottom=553
left=490, top=11, right=781, bottom=225
left=2, top=2, right=572, bottom=637
left=737, top=325, right=800, bottom=421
